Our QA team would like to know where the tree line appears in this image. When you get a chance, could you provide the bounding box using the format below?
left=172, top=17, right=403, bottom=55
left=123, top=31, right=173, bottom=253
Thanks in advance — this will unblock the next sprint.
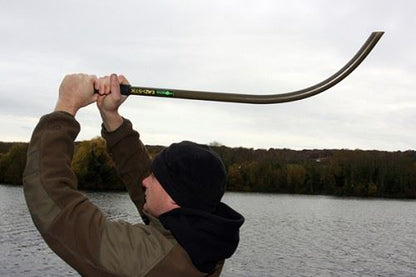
left=1, top=140, right=415, bottom=198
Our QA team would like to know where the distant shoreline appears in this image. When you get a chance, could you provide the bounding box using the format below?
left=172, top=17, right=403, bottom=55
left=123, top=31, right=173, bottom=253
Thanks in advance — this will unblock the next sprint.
left=2, top=183, right=416, bottom=202
left=1, top=140, right=415, bottom=198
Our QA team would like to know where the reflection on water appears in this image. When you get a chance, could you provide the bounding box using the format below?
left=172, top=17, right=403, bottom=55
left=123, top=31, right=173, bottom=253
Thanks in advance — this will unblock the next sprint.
left=1, top=184, right=416, bottom=277
left=224, top=194, right=416, bottom=277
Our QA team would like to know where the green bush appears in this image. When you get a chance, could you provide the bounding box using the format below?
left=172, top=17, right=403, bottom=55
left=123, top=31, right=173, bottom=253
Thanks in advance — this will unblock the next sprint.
left=72, top=137, right=123, bottom=190
left=0, top=143, right=28, bottom=185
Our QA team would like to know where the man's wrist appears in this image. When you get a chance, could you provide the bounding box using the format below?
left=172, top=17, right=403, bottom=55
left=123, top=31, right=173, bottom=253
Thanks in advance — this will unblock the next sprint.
left=54, top=101, right=78, bottom=117
left=100, top=111, right=123, bottom=132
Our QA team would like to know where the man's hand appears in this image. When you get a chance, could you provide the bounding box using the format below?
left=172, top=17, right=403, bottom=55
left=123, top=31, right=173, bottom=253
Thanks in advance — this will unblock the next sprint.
left=54, top=74, right=98, bottom=116
left=96, top=74, right=129, bottom=132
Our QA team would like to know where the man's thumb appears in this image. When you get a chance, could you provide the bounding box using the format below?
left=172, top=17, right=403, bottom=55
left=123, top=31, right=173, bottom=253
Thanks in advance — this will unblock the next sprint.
left=110, top=73, right=121, bottom=98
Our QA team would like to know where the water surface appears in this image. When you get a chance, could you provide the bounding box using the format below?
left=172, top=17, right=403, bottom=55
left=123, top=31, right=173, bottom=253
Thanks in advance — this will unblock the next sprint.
left=1, top=184, right=415, bottom=276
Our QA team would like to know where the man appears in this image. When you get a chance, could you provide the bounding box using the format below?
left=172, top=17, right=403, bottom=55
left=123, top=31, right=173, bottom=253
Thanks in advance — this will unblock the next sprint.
left=23, top=73, right=244, bottom=276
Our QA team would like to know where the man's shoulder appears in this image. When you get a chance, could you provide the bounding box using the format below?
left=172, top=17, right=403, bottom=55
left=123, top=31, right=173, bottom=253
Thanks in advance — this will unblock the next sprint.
left=99, top=219, right=178, bottom=276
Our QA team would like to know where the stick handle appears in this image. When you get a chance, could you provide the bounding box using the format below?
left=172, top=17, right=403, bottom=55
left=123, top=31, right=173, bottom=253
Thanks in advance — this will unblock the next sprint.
left=94, top=84, right=131, bottom=95
left=94, top=84, right=174, bottom=97
left=119, top=84, right=131, bottom=95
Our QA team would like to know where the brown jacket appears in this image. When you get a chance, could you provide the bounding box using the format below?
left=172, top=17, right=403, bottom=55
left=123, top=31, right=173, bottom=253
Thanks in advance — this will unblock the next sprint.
left=23, top=111, right=224, bottom=276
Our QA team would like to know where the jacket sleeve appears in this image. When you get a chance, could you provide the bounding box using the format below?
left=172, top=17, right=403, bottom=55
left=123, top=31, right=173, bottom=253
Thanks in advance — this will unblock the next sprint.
left=23, top=112, right=170, bottom=277
left=101, top=118, right=151, bottom=221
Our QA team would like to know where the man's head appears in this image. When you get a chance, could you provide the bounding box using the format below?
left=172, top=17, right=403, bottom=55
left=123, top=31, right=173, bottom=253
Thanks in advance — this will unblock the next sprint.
left=142, top=141, right=227, bottom=217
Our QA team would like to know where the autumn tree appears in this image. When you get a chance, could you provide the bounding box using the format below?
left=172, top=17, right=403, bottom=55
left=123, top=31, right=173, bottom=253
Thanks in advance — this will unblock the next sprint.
left=72, top=137, right=123, bottom=190
left=0, top=143, right=28, bottom=185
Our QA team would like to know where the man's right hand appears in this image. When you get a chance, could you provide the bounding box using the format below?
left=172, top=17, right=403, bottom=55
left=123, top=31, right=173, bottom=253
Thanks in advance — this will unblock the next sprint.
left=96, top=74, right=129, bottom=132
left=55, top=73, right=98, bottom=117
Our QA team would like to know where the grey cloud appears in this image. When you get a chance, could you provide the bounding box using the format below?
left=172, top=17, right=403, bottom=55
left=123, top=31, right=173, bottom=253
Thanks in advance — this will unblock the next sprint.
left=0, top=0, right=414, bottom=150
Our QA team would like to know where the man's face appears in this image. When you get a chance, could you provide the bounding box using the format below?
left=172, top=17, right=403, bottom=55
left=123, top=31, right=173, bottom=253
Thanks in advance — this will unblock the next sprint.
left=142, top=173, right=179, bottom=217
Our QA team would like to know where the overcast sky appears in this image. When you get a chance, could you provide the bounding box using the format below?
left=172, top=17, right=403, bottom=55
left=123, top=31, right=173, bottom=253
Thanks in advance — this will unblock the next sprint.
left=0, top=0, right=415, bottom=151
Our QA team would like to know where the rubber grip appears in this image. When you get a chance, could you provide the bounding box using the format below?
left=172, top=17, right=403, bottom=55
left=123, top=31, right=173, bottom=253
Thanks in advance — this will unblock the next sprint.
left=93, top=84, right=131, bottom=95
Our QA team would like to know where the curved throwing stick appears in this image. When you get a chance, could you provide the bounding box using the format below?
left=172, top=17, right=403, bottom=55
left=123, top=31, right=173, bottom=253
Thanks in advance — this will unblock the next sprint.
left=107, top=32, right=384, bottom=104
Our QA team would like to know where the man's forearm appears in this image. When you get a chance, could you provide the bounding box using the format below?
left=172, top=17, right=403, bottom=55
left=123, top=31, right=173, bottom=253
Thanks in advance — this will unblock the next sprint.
left=101, top=118, right=151, bottom=219
left=100, top=110, right=124, bottom=132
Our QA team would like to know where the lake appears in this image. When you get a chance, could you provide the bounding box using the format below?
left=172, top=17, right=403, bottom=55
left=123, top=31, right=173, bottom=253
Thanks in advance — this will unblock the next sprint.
left=1, top=184, right=415, bottom=276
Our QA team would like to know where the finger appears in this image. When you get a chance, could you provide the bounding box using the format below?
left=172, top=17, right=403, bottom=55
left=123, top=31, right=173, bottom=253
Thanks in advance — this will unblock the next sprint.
left=99, top=76, right=109, bottom=95
left=118, top=75, right=129, bottom=100
left=94, top=78, right=99, bottom=91
left=110, top=74, right=121, bottom=100
left=97, top=77, right=104, bottom=95
left=92, top=93, right=99, bottom=103
left=102, top=75, right=110, bottom=95
left=118, top=74, right=130, bottom=85
left=89, top=74, right=99, bottom=102
left=96, top=94, right=104, bottom=107
left=90, top=75, right=98, bottom=92
left=106, top=75, right=112, bottom=95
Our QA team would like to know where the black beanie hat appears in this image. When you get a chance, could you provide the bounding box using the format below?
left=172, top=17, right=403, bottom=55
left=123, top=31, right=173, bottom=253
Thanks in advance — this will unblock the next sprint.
left=151, top=141, right=226, bottom=213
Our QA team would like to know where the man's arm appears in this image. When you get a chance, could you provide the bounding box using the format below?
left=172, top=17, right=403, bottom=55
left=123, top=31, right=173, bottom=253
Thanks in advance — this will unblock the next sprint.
left=23, top=74, right=114, bottom=274
left=96, top=74, right=151, bottom=219
left=101, top=118, right=151, bottom=220
left=23, top=110, right=114, bottom=275
left=23, top=74, right=172, bottom=276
